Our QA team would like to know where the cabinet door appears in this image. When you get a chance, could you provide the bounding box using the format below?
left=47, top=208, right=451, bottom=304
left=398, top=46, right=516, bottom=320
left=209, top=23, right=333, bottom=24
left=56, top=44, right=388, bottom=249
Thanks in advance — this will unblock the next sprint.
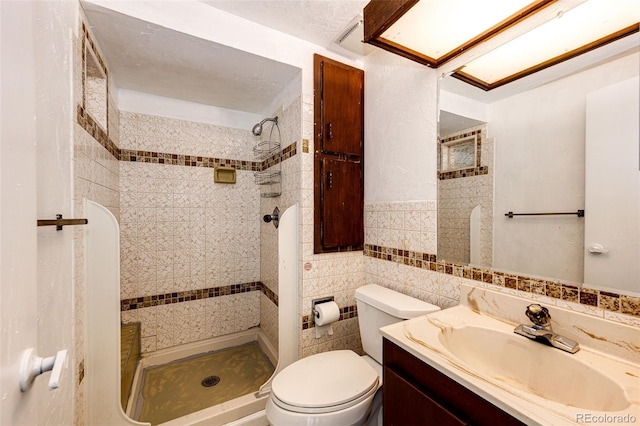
left=383, top=339, right=526, bottom=426
left=315, top=54, right=364, bottom=157
left=318, top=158, right=363, bottom=250
left=313, top=54, right=364, bottom=253
left=384, top=367, right=469, bottom=426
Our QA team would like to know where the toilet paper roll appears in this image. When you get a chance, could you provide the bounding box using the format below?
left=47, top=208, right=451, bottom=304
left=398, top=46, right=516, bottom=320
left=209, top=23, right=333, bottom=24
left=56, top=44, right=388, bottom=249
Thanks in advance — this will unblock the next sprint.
left=314, top=301, right=340, bottom=326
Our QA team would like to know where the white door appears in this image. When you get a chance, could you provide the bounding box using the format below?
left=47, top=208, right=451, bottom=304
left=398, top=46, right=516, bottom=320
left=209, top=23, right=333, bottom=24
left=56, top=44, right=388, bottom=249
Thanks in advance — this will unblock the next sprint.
left=1, top=1, right=40, bottom=424
left=584, top=76, right=640, bottom=293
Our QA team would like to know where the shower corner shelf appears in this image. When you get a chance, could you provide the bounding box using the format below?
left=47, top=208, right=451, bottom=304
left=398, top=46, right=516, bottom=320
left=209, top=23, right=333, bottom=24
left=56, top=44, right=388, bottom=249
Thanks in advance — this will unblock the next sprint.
left=253, top=141, right=280, bottom=161
left=254, top=170, right=281, bottom=186
left=252, top=117, right=282, bottom=198
left=261, top=191, right=282, bottom=198
left=255, top=169, right=282, bottom=198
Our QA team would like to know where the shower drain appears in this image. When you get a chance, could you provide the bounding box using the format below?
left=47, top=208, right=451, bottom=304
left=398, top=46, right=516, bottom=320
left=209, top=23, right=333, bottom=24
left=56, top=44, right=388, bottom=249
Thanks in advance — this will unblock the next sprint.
left=201, top=375, right=221, bottom=387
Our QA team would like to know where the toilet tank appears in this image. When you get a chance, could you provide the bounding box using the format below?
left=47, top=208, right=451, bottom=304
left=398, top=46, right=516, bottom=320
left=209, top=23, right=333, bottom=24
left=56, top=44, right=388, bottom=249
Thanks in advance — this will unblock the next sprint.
left=355, top=284, right=440, bottom=364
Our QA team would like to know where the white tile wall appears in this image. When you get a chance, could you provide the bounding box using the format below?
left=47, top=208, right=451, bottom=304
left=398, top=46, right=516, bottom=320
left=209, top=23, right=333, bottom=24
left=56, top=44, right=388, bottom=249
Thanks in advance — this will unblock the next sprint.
left=364, top=200, right=461, bottom=309
left=259, top=97, right=302, bottom=348
left=119, top=112, right=262, bottom=353
left=365, top=200, right=437, bottom=254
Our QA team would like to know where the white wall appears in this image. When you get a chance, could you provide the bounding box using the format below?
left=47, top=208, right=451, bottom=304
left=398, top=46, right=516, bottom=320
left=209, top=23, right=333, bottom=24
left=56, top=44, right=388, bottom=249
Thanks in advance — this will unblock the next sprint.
left=118, top=90, right=262, bottom=131
left=489, top=52, right=639, bottom=282
left=364, top=49, right=438, bottom=202
left=439, top=89, right=488, bottom=124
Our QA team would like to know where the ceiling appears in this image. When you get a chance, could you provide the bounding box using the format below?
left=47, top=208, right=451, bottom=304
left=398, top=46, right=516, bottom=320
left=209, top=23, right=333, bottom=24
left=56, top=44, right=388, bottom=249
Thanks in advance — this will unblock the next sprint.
left=202, top=0, right=369, bottom=49
left=81, top=0, right=369, bottom=114
left=81, top=0, right=638, bottom=134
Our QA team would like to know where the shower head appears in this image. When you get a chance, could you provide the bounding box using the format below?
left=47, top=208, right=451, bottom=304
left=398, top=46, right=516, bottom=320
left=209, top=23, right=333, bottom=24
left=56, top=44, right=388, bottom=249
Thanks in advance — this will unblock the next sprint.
left=252, top=116, right=278, bottom=136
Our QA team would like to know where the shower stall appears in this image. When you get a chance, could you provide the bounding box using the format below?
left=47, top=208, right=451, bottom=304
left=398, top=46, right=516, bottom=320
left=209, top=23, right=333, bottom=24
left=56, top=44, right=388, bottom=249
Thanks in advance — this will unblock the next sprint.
left=87, top=198, right=298, bottom=425
left=99, top=104, right=302, bottom=424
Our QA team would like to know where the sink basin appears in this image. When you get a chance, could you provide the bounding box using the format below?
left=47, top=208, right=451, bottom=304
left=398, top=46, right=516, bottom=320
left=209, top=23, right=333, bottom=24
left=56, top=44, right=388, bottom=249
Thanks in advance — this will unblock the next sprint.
left=437, top=325, right=630, bottom=412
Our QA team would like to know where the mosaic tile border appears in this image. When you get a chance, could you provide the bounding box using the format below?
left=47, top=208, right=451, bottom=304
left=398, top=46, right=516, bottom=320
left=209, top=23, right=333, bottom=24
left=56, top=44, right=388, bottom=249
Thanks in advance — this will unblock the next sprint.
left=81, top=23, right=109, bottom=137
left=120, top=281, right=278, bottom=311
left=77, top=105, right=118, bottom=159
left=77, top=109, right=298, bottom=173
left=439, top=165, right=489, bottom=180
left=301, top=305, right=358, bottom=330
left=119, top=149, right=261, bottom=171
left=263, top=142, right=297, bottom=169
left=364, top=244, right=640, bottom=317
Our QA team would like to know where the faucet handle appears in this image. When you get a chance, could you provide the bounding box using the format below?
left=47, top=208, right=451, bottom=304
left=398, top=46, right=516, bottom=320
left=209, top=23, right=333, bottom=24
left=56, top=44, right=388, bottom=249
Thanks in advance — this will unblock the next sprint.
left=525, top=304, right=551, bottom=326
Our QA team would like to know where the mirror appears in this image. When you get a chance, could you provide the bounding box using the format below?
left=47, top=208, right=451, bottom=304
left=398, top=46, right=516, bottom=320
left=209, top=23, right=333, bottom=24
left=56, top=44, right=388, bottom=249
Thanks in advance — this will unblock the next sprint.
left=437, top=35, right=639, bottom=296
left=83, top=32, right=108, bottom=132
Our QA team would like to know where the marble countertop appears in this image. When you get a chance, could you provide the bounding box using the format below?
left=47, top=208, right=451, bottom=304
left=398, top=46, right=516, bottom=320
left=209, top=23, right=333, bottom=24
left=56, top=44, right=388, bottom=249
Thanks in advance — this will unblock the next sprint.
left=380, top=285, right=640, bottom=425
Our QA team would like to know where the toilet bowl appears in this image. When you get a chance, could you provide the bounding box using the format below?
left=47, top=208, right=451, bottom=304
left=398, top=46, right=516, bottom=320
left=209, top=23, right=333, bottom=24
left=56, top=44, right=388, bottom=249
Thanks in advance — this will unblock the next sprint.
left=266, top=284, right=440, bottom=426
left=266, top=350, right=379, bottom=426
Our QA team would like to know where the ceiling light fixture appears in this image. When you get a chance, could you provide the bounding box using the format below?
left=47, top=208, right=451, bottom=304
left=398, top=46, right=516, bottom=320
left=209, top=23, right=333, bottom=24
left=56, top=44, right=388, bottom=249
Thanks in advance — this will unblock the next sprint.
left=364, top=0, right=640, bottom=91
left=363, top=0, right=556, bottom=67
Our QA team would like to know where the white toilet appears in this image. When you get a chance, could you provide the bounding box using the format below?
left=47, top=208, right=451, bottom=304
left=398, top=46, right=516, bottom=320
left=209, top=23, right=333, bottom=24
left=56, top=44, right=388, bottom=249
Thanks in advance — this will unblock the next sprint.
left=266, top=284, right=440, bottom=426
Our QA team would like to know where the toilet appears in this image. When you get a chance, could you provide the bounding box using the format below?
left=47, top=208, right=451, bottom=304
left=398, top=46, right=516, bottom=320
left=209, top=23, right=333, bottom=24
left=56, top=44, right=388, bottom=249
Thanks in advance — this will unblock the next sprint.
left=266, top=284, right=440, bottom=426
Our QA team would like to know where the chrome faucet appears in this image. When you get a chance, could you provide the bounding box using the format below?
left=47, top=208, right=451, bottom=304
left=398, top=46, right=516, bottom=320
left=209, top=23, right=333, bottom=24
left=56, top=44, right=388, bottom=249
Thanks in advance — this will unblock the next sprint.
left=514, top=304, right=580, bottom=354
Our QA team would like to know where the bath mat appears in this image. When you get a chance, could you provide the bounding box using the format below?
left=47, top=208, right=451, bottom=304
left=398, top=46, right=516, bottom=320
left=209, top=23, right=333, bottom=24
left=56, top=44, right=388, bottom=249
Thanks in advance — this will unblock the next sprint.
left=135, top=341, right=274, bottom=425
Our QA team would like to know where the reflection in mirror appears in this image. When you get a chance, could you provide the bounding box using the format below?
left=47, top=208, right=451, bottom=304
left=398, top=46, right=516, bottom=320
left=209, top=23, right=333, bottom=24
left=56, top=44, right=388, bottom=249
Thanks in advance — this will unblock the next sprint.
left=437, top=119, right=492, bottom=268
left=438, top=35, right=639, bottom=295
left=84, top=39, right=108, bottom=132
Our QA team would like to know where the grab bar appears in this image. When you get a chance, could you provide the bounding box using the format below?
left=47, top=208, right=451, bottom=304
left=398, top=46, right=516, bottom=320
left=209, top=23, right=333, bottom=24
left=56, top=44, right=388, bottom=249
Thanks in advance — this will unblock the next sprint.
left=37, top=214, right=88, bottom=230
left=505, top=210, right=584, bottom=218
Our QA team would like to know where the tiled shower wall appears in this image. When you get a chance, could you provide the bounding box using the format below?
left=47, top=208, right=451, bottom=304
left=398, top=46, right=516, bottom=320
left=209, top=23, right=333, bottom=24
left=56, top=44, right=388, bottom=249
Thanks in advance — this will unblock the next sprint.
left=259, top=96, right=302, bottom=349
left=118, top=112, right=262, bottom=353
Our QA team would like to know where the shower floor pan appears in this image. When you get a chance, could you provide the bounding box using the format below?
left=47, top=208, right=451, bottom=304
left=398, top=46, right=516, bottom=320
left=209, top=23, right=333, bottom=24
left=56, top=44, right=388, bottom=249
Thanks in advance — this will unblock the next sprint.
left=126, top=329, right=276, bottom=426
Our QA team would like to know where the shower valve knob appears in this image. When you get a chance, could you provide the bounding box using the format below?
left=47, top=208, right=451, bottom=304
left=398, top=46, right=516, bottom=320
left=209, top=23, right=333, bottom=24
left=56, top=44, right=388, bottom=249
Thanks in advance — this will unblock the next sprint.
left=263, top=207, right=280, bottom=228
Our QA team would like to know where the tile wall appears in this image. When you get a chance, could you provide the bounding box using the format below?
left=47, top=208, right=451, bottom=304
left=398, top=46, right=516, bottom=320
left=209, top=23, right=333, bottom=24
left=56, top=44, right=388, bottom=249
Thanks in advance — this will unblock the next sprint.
left=363, top=201, right=460, bottom=308
left=259, top=98, right=303, bottom=349
left=117, top=112, right=263, bottom=353
left=366, top=250, right=640, bottom=326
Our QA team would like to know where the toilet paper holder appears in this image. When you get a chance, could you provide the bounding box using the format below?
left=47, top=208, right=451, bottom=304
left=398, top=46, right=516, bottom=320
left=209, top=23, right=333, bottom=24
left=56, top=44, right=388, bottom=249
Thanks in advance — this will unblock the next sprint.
left=311, top=296, right=335, bottom=326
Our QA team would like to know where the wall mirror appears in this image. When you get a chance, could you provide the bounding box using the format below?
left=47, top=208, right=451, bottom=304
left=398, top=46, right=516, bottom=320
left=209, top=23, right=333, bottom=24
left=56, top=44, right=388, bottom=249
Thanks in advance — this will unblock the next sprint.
left=83, top=32, right=108, bottom=133
left=437, top=33, right=639, bottom=296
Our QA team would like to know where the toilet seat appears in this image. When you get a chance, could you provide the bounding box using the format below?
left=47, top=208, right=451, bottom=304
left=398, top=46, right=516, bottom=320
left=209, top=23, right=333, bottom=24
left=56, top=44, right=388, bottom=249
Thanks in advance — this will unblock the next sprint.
left=271, top=350, right=379, bottom=414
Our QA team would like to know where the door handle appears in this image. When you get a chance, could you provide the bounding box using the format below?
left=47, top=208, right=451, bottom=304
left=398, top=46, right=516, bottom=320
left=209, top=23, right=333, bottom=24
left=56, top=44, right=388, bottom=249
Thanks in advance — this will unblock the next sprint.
left=19, top=348, right=67, bottom=391
left=587, top=243, right=609, bottom=254
left=327, top=171, right=333, bottom=189
left=327, top=122, right=333, bottom=139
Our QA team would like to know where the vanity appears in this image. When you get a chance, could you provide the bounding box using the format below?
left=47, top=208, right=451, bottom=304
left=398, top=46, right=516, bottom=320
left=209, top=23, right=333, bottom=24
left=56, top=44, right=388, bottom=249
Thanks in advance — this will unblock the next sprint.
left=383, top=338, right=524, bottom=425
left=380, top=284, right=640, bottom=425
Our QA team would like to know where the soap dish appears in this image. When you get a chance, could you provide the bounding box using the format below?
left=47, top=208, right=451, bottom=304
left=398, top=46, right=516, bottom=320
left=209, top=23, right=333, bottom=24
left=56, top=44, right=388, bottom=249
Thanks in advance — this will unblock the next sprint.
left=214, top=166, right=236, bottom=184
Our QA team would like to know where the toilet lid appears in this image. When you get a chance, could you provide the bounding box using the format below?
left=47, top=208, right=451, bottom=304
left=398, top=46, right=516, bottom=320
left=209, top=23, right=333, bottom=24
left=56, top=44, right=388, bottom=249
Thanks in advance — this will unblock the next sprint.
left=272, top=350, right=379, bottom=411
